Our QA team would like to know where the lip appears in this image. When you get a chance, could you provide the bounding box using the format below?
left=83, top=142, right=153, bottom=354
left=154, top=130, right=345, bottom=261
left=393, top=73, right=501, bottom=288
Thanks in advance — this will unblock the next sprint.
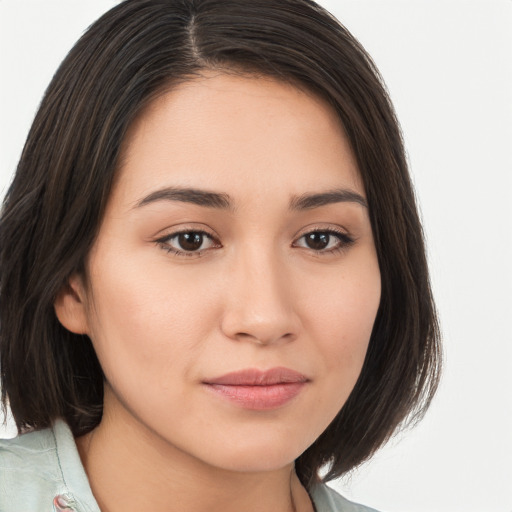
left=203, top=367, right=309, bottom=410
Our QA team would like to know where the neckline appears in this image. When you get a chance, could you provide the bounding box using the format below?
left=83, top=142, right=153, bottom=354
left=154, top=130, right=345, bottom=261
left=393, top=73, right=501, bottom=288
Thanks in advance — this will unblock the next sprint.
left=52, top=419, right=327, bottom=512
left=52, top=419, right=102, bottom=511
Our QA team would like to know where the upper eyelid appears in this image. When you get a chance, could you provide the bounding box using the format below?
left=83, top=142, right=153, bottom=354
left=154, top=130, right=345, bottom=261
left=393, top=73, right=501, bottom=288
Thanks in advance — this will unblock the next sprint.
left=155, top=226, right=218, bottom=240
left=293, top=225, right=352, bottom=240
left=156, top=226, right=350, bottom=240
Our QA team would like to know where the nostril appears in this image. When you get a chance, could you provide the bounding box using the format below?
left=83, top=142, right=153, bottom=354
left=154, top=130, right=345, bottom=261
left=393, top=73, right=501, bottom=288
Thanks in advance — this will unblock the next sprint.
left=233, top=330, right=296, bottom=346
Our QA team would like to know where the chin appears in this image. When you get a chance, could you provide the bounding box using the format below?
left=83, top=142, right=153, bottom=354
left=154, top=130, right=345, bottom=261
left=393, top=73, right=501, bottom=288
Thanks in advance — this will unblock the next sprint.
left=210, top=451, right=297, bottom=474
left=192, top=433, right=311, bottom=474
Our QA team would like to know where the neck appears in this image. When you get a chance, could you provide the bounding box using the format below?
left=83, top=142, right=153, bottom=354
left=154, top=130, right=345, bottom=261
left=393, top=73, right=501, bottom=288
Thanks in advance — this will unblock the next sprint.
left=76, top=402, right=314, bottom=512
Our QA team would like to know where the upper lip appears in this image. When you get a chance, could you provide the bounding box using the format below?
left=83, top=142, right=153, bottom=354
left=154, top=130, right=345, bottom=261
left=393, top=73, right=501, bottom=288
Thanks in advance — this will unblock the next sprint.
left=204, top=367, right=308, bottom=386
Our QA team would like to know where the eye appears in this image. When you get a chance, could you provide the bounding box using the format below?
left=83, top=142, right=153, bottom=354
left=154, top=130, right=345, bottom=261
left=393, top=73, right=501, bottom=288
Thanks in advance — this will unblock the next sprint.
left=156, top=230, right=220, bottom=256
left=294, top=229, right=354, bottom=253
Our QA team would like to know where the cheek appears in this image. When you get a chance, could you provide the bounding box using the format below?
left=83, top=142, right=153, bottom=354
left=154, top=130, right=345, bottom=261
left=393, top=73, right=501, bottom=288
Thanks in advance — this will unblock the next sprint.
left=324, top=284, right=379, bottom=364
left=84, top=250, right=222, bottom=390
left=302, top=258, right=380, bottom=347
left=299, top=256, right=381, bottom=397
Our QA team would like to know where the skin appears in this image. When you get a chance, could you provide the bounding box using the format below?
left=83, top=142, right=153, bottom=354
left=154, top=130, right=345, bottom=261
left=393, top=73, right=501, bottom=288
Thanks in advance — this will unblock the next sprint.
left=55, top=71, right=381, bottom=512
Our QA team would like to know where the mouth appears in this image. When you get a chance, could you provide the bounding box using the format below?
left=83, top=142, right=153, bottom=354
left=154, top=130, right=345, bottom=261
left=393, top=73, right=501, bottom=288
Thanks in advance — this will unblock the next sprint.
left=202, top=367, right=309, bottom=410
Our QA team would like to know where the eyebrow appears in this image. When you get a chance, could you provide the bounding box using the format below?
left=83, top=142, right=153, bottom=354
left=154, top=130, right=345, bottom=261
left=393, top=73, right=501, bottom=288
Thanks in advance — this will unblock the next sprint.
left=134, top=186, right=367, bottom=211
left=289, top=188, right=368, bottom=210
left=135, top=187, right=232, bottom=210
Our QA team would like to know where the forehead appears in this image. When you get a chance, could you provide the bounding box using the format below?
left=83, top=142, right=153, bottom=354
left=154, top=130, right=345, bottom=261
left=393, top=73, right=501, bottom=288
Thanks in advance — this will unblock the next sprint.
left=114, top=72, right=363, bottom=208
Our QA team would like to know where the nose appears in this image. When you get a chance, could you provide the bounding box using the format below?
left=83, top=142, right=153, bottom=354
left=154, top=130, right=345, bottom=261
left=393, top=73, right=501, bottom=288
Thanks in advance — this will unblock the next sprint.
left=220, top=248, right=300, bottom=346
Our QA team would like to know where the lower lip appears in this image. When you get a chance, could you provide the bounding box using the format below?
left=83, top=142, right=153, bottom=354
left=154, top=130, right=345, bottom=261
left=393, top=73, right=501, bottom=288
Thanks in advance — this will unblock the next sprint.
left=204, top=382, right=306, bottom=410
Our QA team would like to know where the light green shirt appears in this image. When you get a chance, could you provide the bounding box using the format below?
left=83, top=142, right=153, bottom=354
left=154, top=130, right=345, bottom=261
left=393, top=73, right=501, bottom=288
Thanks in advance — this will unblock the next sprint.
left=0, top=419, right=379, bottom=512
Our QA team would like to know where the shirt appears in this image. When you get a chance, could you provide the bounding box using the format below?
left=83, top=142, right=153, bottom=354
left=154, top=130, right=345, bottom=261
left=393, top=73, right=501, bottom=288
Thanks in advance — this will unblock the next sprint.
left=0, top=419, right=379, bottom=512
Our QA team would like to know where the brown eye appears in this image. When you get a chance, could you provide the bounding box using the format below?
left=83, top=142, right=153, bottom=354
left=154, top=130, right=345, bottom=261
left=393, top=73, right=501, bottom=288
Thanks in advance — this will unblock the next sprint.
left=158, top=230, right=218, bottom=254
left=177, top=232, right=204, bottom=251
left=294, top=229, right=354, bottom=253
left=304, top=232, right=330, bottom=250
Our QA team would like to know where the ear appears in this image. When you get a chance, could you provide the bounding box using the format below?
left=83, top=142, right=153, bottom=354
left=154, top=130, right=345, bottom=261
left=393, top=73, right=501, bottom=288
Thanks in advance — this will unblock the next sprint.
left=54, top=273, right=90, bottom=335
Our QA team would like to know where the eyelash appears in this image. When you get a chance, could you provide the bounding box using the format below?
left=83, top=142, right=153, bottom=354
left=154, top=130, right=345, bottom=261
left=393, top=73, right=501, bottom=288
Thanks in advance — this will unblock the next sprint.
left=155, top=228, right=355, bottom=258
left=156, top=230, right=220, bottom=258
left=293, top=228, right=355, bottom=255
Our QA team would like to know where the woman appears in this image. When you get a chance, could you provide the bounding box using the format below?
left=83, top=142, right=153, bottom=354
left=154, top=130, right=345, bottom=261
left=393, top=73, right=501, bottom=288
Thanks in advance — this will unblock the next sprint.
left=0, top=1, right=441, bottom=511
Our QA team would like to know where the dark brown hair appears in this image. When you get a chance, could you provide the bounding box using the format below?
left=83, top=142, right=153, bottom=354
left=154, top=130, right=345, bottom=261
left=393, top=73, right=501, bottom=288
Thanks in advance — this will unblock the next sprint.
left=0, top=0, right=441, bottom=488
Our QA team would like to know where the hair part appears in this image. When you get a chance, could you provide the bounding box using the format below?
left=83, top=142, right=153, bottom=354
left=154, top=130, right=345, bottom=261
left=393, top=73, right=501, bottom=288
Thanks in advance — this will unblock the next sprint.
left=0, top=0, right=441, bottom=488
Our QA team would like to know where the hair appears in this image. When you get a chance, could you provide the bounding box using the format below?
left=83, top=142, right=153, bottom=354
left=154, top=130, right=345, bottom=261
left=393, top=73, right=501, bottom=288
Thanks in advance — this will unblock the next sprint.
left=0, top=0, right=441, bottom=489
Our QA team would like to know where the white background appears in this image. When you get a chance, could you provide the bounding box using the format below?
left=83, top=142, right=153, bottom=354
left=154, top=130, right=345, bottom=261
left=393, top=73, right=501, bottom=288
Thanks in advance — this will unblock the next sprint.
left=1, top=1, right=511, bottom=511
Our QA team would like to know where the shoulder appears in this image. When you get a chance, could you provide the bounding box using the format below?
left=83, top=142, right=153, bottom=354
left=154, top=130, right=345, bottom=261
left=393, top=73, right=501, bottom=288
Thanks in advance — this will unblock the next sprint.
left=0, top=425, right=66, bottom=510
left=310, top=483, right=382, bottom=512
left=0, top=420, right=99, bottom=512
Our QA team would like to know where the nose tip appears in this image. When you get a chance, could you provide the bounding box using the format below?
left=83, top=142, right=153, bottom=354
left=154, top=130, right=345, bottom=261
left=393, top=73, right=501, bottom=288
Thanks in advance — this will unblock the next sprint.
left=220, top=259, right=300, bottom=346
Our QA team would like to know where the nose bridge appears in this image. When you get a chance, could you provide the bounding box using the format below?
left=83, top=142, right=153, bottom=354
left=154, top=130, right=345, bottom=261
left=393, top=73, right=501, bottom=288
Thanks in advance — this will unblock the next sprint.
left=221, top=240, right=298, bottom=345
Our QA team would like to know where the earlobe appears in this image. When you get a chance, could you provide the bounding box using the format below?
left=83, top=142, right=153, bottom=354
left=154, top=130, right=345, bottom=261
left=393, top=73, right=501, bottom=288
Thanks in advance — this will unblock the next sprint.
left=54, top=273, right=90, bottom=335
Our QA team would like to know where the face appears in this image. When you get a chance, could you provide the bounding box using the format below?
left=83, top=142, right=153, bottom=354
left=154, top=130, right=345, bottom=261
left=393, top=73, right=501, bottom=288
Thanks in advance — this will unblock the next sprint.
left=60, top=72, right=381, bottom=473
